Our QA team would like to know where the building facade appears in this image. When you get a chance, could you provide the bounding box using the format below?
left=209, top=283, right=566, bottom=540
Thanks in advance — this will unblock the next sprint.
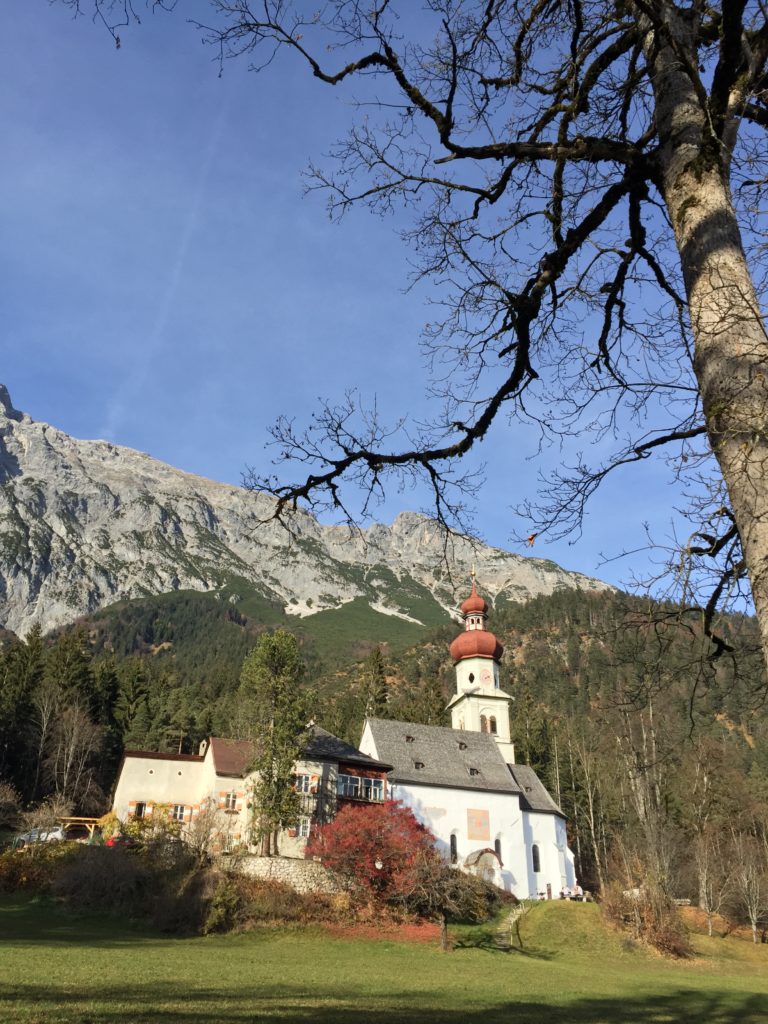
left=112, top=727, right=391, bottom=856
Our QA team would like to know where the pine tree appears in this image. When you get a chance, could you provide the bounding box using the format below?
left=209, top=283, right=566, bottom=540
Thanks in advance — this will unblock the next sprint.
left=238, top=630, right=314, bottom=855
left=362, top=647, right=390, bottom=719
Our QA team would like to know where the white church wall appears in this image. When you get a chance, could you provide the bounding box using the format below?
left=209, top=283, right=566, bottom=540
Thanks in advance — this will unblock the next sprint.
left=388, top=779, right=533, bottom=897
left=521, top=810, right=575, bottom=897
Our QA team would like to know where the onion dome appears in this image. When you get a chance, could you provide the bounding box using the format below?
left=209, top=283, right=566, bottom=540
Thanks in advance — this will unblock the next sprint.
left=450, top=628, right=504, bottom=664
left=460, top=580, right=488, bottom=616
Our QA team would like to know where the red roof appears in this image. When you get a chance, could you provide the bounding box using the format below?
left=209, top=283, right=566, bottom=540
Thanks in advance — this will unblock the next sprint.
left=449, top=628, right=504, bottom=663
left=209, top=737, right=254, bottom=777
left=460, top=580, right=488, bottom=616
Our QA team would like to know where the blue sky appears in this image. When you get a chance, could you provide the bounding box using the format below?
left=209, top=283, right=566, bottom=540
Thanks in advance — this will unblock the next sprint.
left=2, top=3, right=682, bottom=587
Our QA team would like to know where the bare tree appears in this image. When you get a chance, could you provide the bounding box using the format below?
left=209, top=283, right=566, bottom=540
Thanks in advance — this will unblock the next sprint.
left=694, top=831, right=732, bottom=937
left=730, top=828, right=768, bottom=944
left=55, top=2, right=768, bottom=670
left=44, top=704, right=104, bottom=812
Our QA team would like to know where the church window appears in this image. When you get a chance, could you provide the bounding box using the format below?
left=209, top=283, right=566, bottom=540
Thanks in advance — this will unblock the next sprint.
left=450, top=834, right=458, bottom=865
left=532, top=844, right=541, bottom=873
left=489, top=716, right=498, bottom=735
left=224, top=791, right=238, bottom=812
left=480, top=715, right=488, bottom=733
left=494, top=838, right=502, bottom=861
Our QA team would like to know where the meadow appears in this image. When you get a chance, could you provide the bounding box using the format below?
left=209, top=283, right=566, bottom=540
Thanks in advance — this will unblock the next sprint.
left=1, top=896, right=766, bottom=1024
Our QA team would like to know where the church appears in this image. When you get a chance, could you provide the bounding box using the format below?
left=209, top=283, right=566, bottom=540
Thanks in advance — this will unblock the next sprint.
left=359, top=580, right=574, bottom=897
left=111, top=580, right=574, bottom=898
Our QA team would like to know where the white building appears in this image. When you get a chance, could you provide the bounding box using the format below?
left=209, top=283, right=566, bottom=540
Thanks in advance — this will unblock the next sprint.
left=359, top=580, right=575, bottom=898
left=112, top=728, right=391, bottom=856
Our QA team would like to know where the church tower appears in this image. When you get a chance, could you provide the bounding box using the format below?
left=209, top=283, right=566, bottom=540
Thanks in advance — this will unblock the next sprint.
left=446, top=577, right=515, bottom=763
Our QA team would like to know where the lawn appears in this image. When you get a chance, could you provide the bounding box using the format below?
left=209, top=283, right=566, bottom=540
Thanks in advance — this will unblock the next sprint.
left=1, top=896, right=767, bottom=1024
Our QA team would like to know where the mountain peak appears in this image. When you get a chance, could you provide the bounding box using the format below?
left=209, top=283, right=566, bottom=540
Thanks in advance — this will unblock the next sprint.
left=0, top=385, right=23, bottom=422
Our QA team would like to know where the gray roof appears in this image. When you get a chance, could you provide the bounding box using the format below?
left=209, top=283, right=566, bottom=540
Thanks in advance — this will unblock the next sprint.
left=304, top=726, right=392, bottom=772
left=366, top=718, right=521, bottom=794
left=508, top=763, right=565, bottom=817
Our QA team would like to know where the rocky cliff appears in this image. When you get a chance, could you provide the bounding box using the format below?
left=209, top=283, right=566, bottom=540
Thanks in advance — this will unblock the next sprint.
left=0, top=385, right=609, bottom=636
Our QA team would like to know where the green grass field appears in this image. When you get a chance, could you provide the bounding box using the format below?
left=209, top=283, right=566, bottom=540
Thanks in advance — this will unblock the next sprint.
left=1, top=897, right=766, bottom=1024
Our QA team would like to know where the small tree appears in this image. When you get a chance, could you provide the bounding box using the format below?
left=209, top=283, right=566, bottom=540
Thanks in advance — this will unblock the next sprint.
left=238, top=630, right=313, bottom=856
left=730, top=829, right=768, bottom=944
left=306, top=800, right=437, bottom=904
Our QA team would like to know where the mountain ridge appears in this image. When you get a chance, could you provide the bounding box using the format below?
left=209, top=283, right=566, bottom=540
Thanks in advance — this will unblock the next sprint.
left=0, top=385, right=610, bottom=636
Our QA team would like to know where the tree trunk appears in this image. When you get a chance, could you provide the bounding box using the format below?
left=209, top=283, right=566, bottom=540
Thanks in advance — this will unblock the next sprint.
left=648, top=6, right=768, bottom=674
left=439, top=912, right=449, bottom=952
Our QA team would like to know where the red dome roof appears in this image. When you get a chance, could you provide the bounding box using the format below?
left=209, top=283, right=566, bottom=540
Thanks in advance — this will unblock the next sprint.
left=450, top=629, right=504, bottom=664
left=461, top=581, right=488, bottom=615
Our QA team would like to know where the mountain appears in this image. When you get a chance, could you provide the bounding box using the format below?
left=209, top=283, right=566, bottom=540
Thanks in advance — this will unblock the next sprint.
left=0, top=384, right=609, bottom=637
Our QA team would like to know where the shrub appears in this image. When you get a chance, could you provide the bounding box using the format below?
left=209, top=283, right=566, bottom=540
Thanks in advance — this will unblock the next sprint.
left=51, top=846, right=152, bottom=911
left=0, top=844, right=78, bottom=894
left=601, top=880, right=692, bottom=958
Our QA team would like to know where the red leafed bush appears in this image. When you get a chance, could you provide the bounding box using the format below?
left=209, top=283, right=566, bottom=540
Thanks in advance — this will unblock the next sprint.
left=306, top=800, right=437, bottom=902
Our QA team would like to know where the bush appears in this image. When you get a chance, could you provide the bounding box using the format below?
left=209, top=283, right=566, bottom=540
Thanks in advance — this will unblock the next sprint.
left=0, top=844, right=78, bottom=894
left=51, top=846, right=152, bottom=911
left=601, top=881, right=692, bottom=958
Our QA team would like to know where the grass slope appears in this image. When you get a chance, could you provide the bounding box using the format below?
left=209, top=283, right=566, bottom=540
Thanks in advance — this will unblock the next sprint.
left=1, top=898, right=766, bottom=1024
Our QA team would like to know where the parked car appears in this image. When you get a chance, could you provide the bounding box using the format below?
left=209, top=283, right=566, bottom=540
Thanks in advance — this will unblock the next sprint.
left=12, top=826, right=65, bottom=850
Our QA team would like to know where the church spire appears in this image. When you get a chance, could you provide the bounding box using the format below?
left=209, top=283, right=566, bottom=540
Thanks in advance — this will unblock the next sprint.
left=447, top=577, right=515, bottom=763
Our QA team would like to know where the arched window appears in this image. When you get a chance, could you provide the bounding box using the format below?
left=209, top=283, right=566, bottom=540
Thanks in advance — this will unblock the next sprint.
left=450, top=834, right=458, bottom=865
left=489, top=716, right=497, bottom=735
left=494, top=838, right=502, bottom=861
left=532, top=844, right=541, bottom=873
left=480, top=715, right=488, bottom=733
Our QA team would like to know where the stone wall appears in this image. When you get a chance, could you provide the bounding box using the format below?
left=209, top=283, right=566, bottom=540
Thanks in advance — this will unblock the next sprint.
left=238, top=855, right=342, bottom=894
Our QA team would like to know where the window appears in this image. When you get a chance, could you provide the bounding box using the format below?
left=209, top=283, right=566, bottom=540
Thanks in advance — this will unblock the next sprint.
left=480, top=715, right=488, bottom=733
left=297, top=817, right=311, bottom=839
left=532, top=844, right=541, bottom=873
left=361, top=777, right=384, bottom=802
left=224, top=792, right=238, bottom=812
left=294, top=773, right=312, bottom=794
left=489, top=716, right=498, bottom=735
left=337, top=774, right=360, bottom=798
left=172, top=804, right=185, bottom=822
left=338, top=773, right=384, bottom=801
left=450, top=834, right=458, bottom=865
left=494, top=838, right=502, bottom=860
left=134, top=802, right=146, bottom=820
